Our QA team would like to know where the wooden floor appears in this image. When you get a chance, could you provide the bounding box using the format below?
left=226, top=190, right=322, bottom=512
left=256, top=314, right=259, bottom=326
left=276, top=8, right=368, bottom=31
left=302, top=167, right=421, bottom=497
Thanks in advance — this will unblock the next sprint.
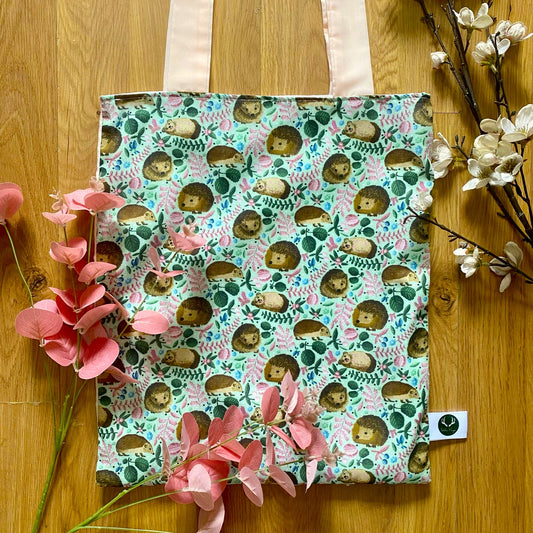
left=1, top=1, right=532, bottom=532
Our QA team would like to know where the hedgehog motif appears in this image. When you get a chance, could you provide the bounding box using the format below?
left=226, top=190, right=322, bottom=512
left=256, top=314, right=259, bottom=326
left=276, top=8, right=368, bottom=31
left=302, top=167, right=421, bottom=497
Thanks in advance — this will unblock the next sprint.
left=320, top=269, right=349, bottom=298
left=353, top=186, right=390, bottom=215
left=339, top=237, right=377, bottom=258
left=294, top=206, right=331, bottom=226
left=177, top=183, right=214, bottom=213
left=162, top=117, right=201, bottom=139
left=265, top=241, right=301, bottom=271
left=342, top=120, right=380, bottom=142
left=233, top=96, right=263, bottom=123
left=322, top=154, right=352, bottom=184
left=266, top=126, right=302, bottom=156
left=253, top=178, right=291, bottom=199
left=233, top=210, right=262, bottom=240
left=264, top=354, right=300, bottom=382
left=382, top=266, right=419, bottom=285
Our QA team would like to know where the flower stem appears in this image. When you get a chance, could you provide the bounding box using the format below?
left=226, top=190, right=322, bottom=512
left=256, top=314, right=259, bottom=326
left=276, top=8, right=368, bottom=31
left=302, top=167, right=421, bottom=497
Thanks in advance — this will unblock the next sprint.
left=69, top=526, right=171, bottom=533
left=502, top=184, right=533, bottom=240
left=87, top=215, right=95, bottom=262
left=2, top=223, right=34, bottom=306
left=414, top=0, right=483, bottom=127
left=32, top=374, right=81, bottom=533
left=442, top=0, right=483, bottom=128
left=407, top=208, right=533, bottom=283
left=486, top=185, right=533, bottom=247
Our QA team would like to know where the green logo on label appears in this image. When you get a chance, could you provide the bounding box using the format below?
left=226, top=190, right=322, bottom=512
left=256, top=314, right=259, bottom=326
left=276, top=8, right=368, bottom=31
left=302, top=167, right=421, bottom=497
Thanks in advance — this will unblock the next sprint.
left=438, top=414, right=459, bottom=436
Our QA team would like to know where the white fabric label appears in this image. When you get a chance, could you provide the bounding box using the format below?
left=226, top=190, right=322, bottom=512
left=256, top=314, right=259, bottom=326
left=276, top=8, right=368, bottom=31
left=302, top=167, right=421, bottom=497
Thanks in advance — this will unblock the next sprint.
left=428, top=411, right=468, bottom=441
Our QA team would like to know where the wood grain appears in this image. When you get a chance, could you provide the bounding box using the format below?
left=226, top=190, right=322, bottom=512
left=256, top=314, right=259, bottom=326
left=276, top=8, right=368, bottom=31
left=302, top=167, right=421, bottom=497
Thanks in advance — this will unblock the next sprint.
left=0, top=1, right=532, bottom=532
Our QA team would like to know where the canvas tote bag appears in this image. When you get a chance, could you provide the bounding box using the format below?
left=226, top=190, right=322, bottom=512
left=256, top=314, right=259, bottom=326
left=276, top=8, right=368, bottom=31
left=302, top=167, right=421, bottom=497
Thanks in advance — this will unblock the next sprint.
left=95, top=0, right=433, bottom=487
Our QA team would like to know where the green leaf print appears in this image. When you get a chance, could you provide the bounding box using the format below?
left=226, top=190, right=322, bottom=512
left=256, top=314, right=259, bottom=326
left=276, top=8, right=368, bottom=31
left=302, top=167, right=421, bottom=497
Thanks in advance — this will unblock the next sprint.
left=214, top=177, right=229, bottom=194
left=400, top=403, right=416, bottom=417
left=136, top=226, right=152, bottom=240
left=135, top=110, right=151, bottom=123
left=125, top=349, right=139, bottom=365
left=312, top=227, right=328, bottom=241
left=214, top=291, right=228, bottom=307
left=389, top=412, right=405, bottom=429
left=312, top=341, right=327, bottom=354
left=391, top=180, right=406, bottom=196
left=315, top=111, right=330, bottom=125
left=389, top=295, right=404, bottom=312
left=124, top=118, right=138, bottom=134
left=124, top=235, right=140, bottom=252
left=304, top=120, right=319, bottom=138
left=400, top=287, right=416, bottom=300
left=302, top=236, right=316, bottom=252
left=124, top=465, right=138, bottom=483
left=301, top=350, right=315, bottom=366
left=135, top=458, right=150, bottom=472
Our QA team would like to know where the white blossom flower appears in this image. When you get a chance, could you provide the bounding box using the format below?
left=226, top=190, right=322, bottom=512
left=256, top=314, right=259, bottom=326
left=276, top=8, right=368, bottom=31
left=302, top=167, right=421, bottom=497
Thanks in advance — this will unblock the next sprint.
left=500, top=104, right=533, bottom=142
left=480, top=116, right=503, bottom=134
left=472, top=37, right=511, bottom=66
left=430, top=133, right=453, bottom=178
left=454, top=3, right=493, bottom=31
left=431, top=51, right=448, bottom=69
left=494, top=153, right=523, bottom=182
left=463, top=158, right=515, bottom=190
left=494, top=20, right=533, bottom=45
left=410, top=190, right=433, bottom=212
left=489, top=241, right=523, bottom=292
left=472, top=133, right=513, bottom=166
left=454, top=245, right=481, bottom=277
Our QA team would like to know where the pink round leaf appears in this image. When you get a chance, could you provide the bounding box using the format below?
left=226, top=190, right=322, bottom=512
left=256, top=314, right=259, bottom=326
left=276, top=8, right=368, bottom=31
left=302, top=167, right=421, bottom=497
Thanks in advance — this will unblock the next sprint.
left=132, top=310, right=169, bottom=335
left=84, top=193, right=126, bottom=213
left=78, top=261, right=116, bottom=283
left=208, top=418, right=224, bottom=446
left=15, top=307, right=63, bottom=341
left=79, top=283, right=106, bottom=310
left=74, top=303, right=118, bottom=333
left=239, top=466, right=264, bottom=507
left=34, top=298, right=60, bottom=314
left=106, top=365, right=138, bottom=384
left=42, top=211, right=77, bottom=226
left=78, top=337, right=120, bottom=379
left=288, top=417, right=313, bottom=449
left=222, top=405, right=244, bottom=436
left=0, top=182, right=24, bottom=223
left=267, top=465, right=296, bottom=497
left=261, top=387, right=280, bottom=424
left=239, top=439, right=263, bottom=472
left=305, top=459, right=318, bottom=491
left=43, top=325, right=78, bottom=366
left=187, top=463, right=215, bottom=511
left=50, top=237, right=87, bottom=265
left=197, top=490, right=226, bottom=533
left=63, top=188, right=93, bottom=211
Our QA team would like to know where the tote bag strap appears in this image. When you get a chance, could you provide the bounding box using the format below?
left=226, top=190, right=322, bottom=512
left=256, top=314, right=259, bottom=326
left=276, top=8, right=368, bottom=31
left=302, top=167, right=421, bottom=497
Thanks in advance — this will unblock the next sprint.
left=163, top=0, right=374, bottom=96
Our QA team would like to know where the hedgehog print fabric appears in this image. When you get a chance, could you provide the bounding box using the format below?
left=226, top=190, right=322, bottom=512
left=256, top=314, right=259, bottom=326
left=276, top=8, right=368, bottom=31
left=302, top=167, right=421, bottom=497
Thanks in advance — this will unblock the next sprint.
left=96, top=92, right=433, bottom=486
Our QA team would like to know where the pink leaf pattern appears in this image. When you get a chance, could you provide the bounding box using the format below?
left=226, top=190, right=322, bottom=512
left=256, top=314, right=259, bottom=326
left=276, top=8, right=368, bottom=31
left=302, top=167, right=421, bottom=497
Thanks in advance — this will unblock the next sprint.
left=362, top=271, right=383, bottom=297
left=276, top=212, right=297, bottom=237
left=365, top=155, right=387, bottom=182
left=275, top=327, right=295, bottom=351
left=331, top=411, right=356, bottom=446
left=362, top=384, right=385, bottom=412
left=188, top=152, right=210, bottom=181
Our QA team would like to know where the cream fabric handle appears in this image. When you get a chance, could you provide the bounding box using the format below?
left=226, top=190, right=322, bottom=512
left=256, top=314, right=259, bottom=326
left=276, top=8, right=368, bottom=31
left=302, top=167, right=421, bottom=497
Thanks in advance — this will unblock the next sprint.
left=163, top=0, right=214, bottom=92
left=320, top=0, right=374, bottom=95
left=163, top=0, right=374, bottom=96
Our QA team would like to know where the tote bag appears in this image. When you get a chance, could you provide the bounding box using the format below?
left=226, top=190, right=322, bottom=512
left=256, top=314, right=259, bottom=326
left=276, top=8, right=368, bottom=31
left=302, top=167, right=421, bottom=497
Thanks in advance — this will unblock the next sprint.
left=95, top=0, right=433, bottom=487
